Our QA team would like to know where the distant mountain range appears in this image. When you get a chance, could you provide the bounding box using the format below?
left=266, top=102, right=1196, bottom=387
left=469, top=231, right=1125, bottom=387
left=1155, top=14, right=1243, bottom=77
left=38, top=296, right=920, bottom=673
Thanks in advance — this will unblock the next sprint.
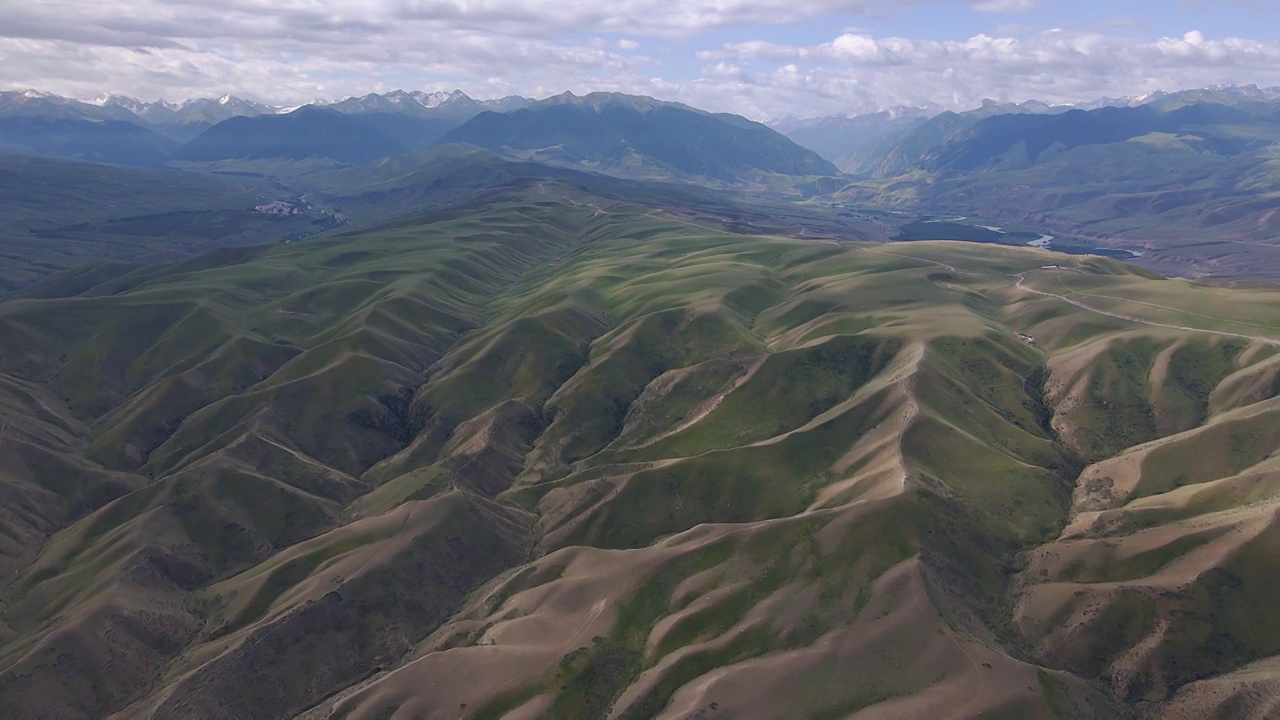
left=768, top=105, right=942, bottom=174
left=771, top=84, right=1280, bottom=173
left=439, top=92, right=838, bottom=184
left=0, top=116, right=176, bottom=165
left=4, top=82, right=1279, bottom=269
left=322, top=89, right=529, bottom=119
left=0, top=89, right=837, bottom=188
left=7, top=83, right=1278, bottom=172
left=8, top=83, right=1279, bottom=153
left=171, top=107, right=413, bottom=165
left=829, top=95, right=1280, bottom=275
left=0, top=88, right=532, bottom=145
left=1, top=90, right=277, bottom=143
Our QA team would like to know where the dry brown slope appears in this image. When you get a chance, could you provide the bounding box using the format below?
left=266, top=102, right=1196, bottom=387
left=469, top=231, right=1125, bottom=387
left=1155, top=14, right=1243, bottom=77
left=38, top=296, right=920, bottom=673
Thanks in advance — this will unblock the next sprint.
left=1, top=210, right=1278, bottom=720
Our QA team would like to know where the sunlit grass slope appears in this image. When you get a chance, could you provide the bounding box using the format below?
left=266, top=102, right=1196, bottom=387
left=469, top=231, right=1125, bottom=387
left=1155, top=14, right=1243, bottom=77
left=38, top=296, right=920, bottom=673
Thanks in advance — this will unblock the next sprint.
left=0, top=185, right=1276, bottom=720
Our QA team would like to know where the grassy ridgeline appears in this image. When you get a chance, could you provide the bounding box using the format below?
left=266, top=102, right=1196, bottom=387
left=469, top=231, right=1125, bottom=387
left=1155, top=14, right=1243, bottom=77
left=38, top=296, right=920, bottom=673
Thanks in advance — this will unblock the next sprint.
left=0, top=190, right=1278, bottom=719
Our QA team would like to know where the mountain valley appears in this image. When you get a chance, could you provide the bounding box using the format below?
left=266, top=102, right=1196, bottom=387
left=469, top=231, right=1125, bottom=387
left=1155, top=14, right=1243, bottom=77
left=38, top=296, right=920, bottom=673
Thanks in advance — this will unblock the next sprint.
left=772, top=88, right=1280, bottom=280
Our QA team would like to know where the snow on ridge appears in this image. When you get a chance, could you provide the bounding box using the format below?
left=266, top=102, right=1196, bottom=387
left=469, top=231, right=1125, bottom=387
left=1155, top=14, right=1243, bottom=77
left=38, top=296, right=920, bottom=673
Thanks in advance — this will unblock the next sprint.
left=413, top=90, right=468, bottom=108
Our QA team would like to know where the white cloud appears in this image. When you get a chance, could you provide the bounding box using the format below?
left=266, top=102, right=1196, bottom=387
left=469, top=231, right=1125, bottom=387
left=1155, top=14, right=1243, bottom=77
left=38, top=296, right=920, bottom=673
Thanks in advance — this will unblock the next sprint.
left=0, top=0, right=1277, bottom=120
left=0, top=0, right=879, bottom=46
left=971, top=0, right=1039, bottom=13
left=685, top=29, right=1280, bottom=118
left=0, top=0, right=877, bottom=104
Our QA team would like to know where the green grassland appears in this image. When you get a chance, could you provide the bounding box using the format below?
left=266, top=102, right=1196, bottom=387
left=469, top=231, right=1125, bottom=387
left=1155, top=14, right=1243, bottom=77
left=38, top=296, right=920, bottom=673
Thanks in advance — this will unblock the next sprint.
left=0, top=147, right=899, bottom=296
left=0, top=154, right=324, bottom=291
left=0, top=183, right=1277, bottom=720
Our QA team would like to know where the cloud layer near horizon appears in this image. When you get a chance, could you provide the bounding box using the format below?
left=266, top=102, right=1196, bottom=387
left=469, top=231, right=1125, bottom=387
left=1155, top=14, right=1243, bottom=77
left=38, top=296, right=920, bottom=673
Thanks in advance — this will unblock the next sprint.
left=2, top=0, right=1280, bottom=118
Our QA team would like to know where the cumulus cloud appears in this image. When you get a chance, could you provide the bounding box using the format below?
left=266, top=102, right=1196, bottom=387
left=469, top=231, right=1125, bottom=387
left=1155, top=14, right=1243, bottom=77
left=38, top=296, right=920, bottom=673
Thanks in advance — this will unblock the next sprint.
left=1, top=0, right=878, bottom=46
left=971, top=0, right=1038, bottom=13
left=704, top=29, right=1280, bottom=71
left=0, top=0, right=880, bottom=104
left=690, top=29, right=1280, bottom=116
left=0, top=0, right=1277, bottom=119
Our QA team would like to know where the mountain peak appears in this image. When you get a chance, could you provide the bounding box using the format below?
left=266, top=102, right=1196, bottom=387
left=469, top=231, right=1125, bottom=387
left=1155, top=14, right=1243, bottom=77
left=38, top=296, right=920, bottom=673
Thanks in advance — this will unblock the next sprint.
left=315, top=89, right=490, bottom=116
left=441, top=91, right=837, bottom=182
left=90, top=93, right=163, bottom=115
left=416, top=89, right=471, bottom=108
left=534, top=91, right=691, bottom=115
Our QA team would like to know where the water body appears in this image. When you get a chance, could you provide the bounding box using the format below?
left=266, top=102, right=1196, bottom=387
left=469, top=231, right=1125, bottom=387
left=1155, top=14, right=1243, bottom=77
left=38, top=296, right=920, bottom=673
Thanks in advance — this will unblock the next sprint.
left=894, top=222, right=1141, bottom=259
left=894, top=221, right=1039, bottom=245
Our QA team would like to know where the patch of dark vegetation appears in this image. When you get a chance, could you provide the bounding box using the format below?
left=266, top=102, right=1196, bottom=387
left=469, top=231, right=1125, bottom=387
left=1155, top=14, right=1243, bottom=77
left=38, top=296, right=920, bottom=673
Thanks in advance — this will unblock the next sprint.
left=346, top=386, right=418, bottom=444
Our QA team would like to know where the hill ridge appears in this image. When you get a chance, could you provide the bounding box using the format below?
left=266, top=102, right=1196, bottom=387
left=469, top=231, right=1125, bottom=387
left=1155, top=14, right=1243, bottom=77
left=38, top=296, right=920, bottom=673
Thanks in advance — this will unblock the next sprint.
left=0, top=187, right=1277, bottom=718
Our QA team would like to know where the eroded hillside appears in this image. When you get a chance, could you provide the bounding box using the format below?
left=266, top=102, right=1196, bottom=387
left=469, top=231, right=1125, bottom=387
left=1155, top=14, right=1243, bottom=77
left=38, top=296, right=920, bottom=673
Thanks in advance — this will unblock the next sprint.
left=0, top=186, right=1278, bottom=720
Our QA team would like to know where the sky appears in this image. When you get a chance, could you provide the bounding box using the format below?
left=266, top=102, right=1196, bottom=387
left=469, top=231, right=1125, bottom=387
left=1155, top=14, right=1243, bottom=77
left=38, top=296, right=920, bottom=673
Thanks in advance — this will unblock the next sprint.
left=3, top=0, right=1280, bottom=119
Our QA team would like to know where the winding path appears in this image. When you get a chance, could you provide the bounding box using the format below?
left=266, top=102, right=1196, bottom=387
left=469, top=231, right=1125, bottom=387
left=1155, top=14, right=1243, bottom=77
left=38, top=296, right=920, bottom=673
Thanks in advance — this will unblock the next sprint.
left=851, top=243, right=1279, bottom=347
left=1014, top=272, right=1280, bottom=346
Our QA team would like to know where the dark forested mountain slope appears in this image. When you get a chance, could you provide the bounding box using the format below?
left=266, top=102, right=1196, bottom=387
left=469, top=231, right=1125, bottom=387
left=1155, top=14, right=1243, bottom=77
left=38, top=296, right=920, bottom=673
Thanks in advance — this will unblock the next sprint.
left=172, top=107, right=411, bottom=164
left=0, top=116, right=176, bottom=165
left=441, top=92, right=839, bottom=184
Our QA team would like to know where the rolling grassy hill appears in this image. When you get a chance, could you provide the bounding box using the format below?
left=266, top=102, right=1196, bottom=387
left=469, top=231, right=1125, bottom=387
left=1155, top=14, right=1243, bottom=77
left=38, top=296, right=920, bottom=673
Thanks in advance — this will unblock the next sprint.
left=301, top=146, right=877, bottom=238
left=0, top=154, right=329, bottom=291
left=0, top=147, right=889, bottom=294
left=0, top=183, right=1277, bottom=720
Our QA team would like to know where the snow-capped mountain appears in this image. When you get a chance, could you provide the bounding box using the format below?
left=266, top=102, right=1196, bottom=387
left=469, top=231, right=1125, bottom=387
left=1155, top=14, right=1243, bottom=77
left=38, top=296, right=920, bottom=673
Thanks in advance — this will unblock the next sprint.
left=90, top=93, right=174, bottom=114
left=169, top=95, right=275, bottom=125
left=320, top=89, right=529, bottom=118
left=1076, top=84, right=1280, bottom=110
left=84, top=92, right=272, bottom=125
left=0, top=87, right=538, bottom=148
left=0, top=89, right=136, bottom=121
